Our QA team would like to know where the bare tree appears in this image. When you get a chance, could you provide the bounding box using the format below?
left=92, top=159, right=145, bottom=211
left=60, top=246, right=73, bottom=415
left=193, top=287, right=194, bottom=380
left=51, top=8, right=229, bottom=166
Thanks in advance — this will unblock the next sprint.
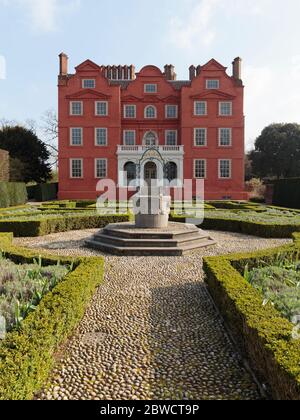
left=41, top=109, right=58, bottom=169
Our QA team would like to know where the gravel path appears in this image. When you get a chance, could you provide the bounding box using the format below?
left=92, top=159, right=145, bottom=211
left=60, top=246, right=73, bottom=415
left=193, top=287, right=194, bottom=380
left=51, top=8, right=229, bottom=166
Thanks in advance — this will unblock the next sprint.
left=15, top=230, right=291, bottom=400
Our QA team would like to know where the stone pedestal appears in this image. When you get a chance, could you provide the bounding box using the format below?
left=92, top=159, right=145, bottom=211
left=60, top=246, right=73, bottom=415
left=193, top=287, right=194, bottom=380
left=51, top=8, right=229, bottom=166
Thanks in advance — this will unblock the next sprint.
left=135, top=187, right=171, bottom=229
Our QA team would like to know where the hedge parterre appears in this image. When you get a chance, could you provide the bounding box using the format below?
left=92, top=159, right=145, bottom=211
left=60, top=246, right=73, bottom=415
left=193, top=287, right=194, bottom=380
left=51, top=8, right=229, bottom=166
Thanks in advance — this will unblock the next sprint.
left=0, top=233, right=104, bottom=400
left=203, top=239, right=300, bottom=400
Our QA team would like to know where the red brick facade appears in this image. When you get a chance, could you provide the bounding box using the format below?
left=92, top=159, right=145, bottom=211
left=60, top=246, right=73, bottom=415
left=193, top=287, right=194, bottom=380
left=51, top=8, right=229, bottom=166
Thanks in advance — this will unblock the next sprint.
left=58, top=54, right=247, bottom=200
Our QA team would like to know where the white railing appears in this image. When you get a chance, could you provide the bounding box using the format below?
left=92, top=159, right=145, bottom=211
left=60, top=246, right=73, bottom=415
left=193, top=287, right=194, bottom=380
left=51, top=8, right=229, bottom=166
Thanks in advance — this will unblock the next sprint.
left=117, top=145, right=184, bottom=154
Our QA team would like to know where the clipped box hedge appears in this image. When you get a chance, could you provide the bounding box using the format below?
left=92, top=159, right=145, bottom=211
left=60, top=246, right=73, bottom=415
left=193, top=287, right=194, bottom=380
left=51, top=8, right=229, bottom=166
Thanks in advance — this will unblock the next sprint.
left=0, top=233, right=105, bottom=400
left=0, top=214, right=130, bottom=237
left=273, top=178, right=300, bottom=210
left=170, top=214, right=300, bottom=239
left=0, top=182, right=27, bottom=208
left=203, top=241, right=300, bottom=400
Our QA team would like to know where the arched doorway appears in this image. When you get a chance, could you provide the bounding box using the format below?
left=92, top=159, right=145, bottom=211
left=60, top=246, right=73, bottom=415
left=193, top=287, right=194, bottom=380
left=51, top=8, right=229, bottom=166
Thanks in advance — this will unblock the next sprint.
left=165, top=162, right=178, bottom=182
left=124, top=162, right=136, bottom=185
left=144, top=161, right=157, bottom=184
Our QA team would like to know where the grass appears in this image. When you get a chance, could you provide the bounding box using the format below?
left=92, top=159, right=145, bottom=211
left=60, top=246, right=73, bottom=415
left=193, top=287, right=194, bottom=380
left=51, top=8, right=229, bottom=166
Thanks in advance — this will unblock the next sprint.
left=0, top=254, right=71, bottom=332
left=244, top=254, right=300, bottom=323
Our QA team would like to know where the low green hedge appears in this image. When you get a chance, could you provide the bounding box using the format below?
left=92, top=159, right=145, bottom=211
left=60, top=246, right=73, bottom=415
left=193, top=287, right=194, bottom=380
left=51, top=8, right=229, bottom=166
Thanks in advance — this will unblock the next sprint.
left=0, top=214, right=130, bottom=237
left=203, top=241, right=300, bottom=400
left=0, top=182, right=27, bottom=208
left=170, top=214, right=300, bottom=238
left=0, top=233, right=104, bottom=400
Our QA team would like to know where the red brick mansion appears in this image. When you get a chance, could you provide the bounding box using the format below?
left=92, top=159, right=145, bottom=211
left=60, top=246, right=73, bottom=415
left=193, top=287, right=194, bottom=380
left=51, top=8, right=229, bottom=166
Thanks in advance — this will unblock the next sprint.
left=58, top=53, right=247, bottom=200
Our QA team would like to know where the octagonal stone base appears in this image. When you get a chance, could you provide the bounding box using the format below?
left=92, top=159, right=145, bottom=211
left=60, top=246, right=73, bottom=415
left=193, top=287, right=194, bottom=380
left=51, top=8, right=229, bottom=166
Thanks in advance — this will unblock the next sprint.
left=85, top=222, right=216, bottom=256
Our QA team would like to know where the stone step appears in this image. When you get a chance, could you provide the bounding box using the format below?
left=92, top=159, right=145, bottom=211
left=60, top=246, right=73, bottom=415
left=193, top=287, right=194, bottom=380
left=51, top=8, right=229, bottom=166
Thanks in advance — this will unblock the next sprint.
left=85, top=238, right=216, bottom=257
left=93, top=231, right=209, bottom=248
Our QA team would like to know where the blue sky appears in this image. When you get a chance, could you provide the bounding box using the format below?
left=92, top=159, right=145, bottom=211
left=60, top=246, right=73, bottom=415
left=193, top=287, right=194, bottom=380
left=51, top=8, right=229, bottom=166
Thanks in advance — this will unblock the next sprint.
left=0, top=0, right=300, bottom=149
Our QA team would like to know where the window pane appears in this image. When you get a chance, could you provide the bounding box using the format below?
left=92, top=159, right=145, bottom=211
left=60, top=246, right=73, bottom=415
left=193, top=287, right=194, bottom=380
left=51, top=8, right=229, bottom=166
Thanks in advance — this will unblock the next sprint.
left=194, top=102, right=207, bottom=116
left=124, top=131, right=135, bottom=145
left=96, top=128, right=107, bottom=146
left=194, top=160, right=206, bottom=178
left=124, top=105, right=136, bottom=118
left=71, top=128, right=82, bottom=145
left=145, top=84, right=157, bottom=93
left=206, top=80, right=219, bottom=89
left=219, top=128, right=231, bottom=146
left=71, top=102, right=82, bottom=115
left=71, top=160, right=82, bottom=178
left=96, top=102, right=108, bottom=116
left=96, top=159, right=107, bottom=178
left=166, top=131, right=177, bottom=146
left=166, top=105, right=178, bottom=118
left=220, top=102, right=232, bottom=116
left=194, top=128, right=206, bottom=146
left=83, top=79, right=95, bottom=88
left=145, top=106, right=156, bottom=118
left=219, top=160, right=231, bottom=178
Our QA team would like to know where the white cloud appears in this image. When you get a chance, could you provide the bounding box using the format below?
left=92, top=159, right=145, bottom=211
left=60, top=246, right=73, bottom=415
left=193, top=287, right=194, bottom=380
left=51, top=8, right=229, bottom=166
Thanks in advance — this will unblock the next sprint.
left=168, top=0, right=220, bottom=49
left=0, top=0, right=81, bottom=32
left=244, top=58, right=300, bottom=149
left=167, top=0, right=271, bottom=51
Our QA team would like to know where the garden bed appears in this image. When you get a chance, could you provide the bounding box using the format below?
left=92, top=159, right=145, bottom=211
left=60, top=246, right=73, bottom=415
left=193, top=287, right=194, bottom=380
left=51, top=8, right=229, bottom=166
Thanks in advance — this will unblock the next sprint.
left=0, top=233, right=104, bottom=400
left=203, top=239, right=300, bottom=400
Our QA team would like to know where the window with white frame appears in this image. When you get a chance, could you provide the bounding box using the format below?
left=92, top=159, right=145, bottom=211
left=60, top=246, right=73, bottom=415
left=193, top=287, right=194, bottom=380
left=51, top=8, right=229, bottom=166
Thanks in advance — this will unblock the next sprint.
left=82, top=79, right=96, bottom=89
left=145, top=105, right=157, bottom=119
left=166, top=105, right=178, bottom=119
left=194, top=160, right=206, bottom=179
left=124, top=105, right=136, bottom=119
left=70, top=128, right=83, bottom=146
left=194, top=128, right=207, bottom=146
left=95, top=101, right=108, bottom=116
left=219, top=102, right=232, bottom=116
left=165, top=130, right=177, bottom=146
left=95, top=159, right=107, bottom=178
left=219, top=159, right=232, bottom=178
left=144, top=84, right=157, bottom=93
left=95, top=128, right=107, bottom=146
left=70, top=101, right=83, bottom=116
left=206, top=79, right=220, bottom=89
left=124, top=130, right=136, bottom=146
left=194, top=101, right=207, bottom=116
left=219, top=128, right=232, bottom=146
left=70, top=159, right=83, bottom=178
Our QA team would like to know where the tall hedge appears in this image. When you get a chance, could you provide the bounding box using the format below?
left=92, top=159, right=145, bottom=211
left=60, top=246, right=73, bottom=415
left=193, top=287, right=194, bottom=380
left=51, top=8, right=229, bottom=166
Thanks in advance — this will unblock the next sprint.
left=0, top=182, right=27, bottom=207
left=26, top=183, right=58, bottom=202
left=273, top=178, right=300, bottom=209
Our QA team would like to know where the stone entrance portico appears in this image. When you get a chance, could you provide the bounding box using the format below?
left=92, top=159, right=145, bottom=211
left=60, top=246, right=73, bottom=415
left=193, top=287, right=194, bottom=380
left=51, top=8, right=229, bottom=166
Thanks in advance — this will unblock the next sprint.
left=117, top=145, right=184, bottom=187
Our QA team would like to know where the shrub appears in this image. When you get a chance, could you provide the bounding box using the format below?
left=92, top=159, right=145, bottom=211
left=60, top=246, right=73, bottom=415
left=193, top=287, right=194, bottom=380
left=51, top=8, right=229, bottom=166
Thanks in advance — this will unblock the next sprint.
left=273, top=178, right=300, bottom=210
left=0, top=214, right=130, bottom=237
left=0, top=182, right=27, bottom=208
left=26, top=183, right=58, bottom=202
left=203, top=241, right=300, bottom=400
left=0, top=233, right=104, bottom=400
left=245, top=178, right=266, bottom=203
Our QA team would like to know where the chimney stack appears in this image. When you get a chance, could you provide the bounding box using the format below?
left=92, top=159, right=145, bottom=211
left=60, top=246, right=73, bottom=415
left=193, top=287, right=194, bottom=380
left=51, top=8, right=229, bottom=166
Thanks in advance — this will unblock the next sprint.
left=129, top=65, right=135, bottom=80
left=59, top=53, right=68, bottom=76
left=232, top=57, right=242, bottom=80
left=189, top=65, right=196, bottom=81
left=196, top=65, right=201, bottom=76
left=164, top=65, right=177, bottom=81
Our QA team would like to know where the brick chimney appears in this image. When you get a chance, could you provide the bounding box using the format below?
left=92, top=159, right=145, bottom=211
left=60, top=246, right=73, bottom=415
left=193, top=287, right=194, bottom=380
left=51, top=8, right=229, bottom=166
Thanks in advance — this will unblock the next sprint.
left=189, top=65, right=196, bottom=81
left=59, top=53, right=68, bottom=76
left=129, top=65, right=135, bottom=80
left=196, top=65, right=201, bottom=76
left=232, top=57, right=242, bottom=80
left=164, top=65, right=177, bottom=81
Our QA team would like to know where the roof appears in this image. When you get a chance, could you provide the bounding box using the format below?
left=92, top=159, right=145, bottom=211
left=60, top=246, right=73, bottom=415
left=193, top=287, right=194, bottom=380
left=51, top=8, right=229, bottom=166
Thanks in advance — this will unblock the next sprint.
left=169, top=80, right=191, bottom=90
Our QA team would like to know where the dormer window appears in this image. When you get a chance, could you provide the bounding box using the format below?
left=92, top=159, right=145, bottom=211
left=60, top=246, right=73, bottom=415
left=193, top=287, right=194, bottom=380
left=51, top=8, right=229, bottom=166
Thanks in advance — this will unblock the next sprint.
left=144, top=84, right=157, bottom=93
left=145, top=105, right=157, bottom=119
left=206, top=79, right=220, bottom=89
left=82, top=79, right=96, bottom=89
